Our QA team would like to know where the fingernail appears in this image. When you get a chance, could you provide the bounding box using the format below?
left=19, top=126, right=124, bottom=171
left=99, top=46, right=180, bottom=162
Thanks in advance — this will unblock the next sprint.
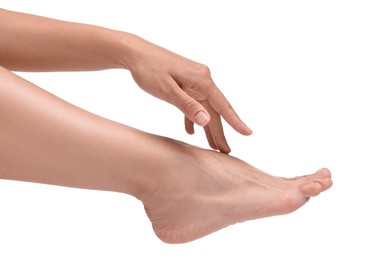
left=195, top=111, right=209, bottom=126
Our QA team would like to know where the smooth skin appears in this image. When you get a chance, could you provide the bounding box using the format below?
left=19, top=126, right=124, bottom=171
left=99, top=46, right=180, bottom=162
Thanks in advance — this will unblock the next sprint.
left=0, top=9, right=332, bottom=244
left=0, top=8, right=252, bottom=153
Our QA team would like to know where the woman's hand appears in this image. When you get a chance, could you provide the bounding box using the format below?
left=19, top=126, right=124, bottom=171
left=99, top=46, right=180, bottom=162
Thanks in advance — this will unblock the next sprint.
left=124, top=36, right=252, bottom=153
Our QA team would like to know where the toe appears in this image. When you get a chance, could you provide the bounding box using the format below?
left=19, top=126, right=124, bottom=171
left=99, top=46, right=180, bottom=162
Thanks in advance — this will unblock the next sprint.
left=322, top=178, right=333, bottom=191
left=283, top=168, right=332, bottom=182
left=315, top=168, right=331, bottom=178
left=300, top=182, right=323, bottom=197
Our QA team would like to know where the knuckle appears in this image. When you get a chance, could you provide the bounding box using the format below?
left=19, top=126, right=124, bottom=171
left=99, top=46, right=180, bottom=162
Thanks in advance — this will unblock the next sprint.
left=183, top=100, right=199, bottom=114
left=217, top=102, right=233, bottom=114
left=164, top=85, right=181, bottom=100
left=196, top=63, right=211, bottom=75
left=169, top=86, right=181, bottom=97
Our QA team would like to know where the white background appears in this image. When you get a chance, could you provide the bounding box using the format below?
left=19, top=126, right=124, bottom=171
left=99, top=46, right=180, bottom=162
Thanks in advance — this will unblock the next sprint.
left=1, top=1, right=389, bottom=259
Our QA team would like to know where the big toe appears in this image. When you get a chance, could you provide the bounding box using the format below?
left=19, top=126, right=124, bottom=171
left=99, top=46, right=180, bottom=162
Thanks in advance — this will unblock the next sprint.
left=300, top=177, right=333, bottom=197
left=300, top=182, right=323, bottom=197
left=315, top=168, right=332, bottom=178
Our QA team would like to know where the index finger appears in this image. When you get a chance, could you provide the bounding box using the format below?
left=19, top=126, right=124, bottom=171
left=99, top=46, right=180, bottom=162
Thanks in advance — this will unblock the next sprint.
left=208, top=83, right=252, bottom=136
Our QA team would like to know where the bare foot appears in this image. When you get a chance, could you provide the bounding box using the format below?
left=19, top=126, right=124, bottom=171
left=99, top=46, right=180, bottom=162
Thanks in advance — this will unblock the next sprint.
left=141, top=142, right=332, bottom=244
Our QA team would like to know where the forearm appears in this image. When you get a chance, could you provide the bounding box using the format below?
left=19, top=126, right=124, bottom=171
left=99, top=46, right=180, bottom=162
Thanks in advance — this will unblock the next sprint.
left=0, top=8, right=252, bottom=154
left=0, top=66, right=175, bottom=199
left=0, top=8, right=135, bottom=71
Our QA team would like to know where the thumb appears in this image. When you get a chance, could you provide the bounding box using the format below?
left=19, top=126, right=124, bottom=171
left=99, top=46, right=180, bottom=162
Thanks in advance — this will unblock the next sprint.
left=168, top=87, right=210, bottom=126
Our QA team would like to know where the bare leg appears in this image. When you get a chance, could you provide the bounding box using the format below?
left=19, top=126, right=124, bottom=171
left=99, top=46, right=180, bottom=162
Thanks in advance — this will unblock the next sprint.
left=0, top=67, right=332, bottom=244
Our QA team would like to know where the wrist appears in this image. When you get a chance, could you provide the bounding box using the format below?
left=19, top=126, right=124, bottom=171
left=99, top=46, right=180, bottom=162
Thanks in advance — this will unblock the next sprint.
left=109, top=31, right=145, bottom=71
